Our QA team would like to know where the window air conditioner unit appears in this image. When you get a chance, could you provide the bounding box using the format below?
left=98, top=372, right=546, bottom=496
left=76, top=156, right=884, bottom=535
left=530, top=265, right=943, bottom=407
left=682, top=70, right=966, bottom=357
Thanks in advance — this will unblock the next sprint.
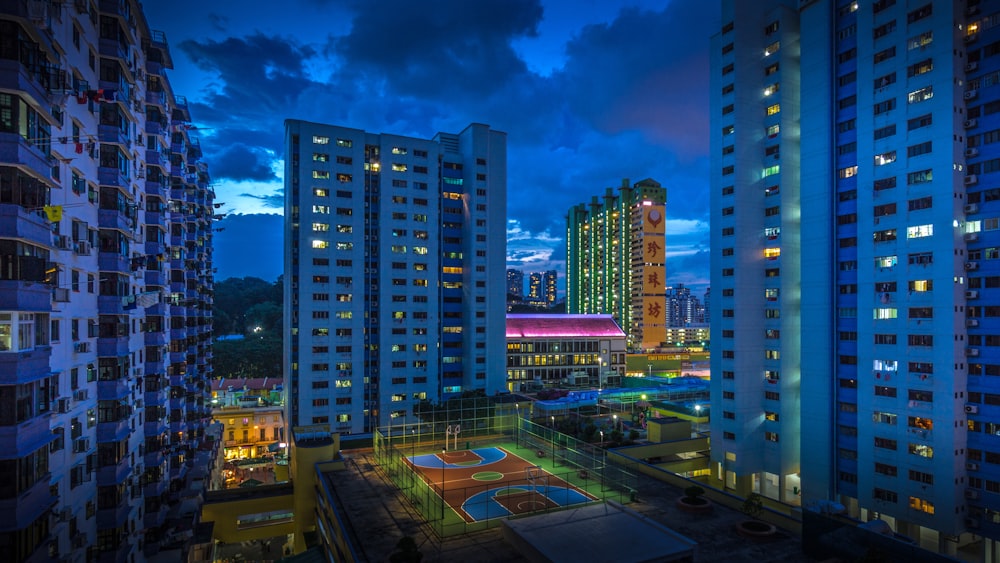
left=966, top=203, right=980, bottom=213
left=966, top=175, right=979, bottom=185
left=966, top=347, right=980, bottom=357
left=967, top=462, right=980, bottom=471
left=968, top=319, right=980, bottom=327
left=53, top=287, right=70, bottom=302
left=965, top=404, right=979, bottom=414
left=57, top=398, right=70, bottom=413
left=966, top=62, right=979, bottom=72
left=73, top=389, right=88, bottom=401
left=966, top=261, right=980, bottom=270
left=965, top=232, right=979, bottom=242
left=966, top=148, right=979, bottom=157
left=75, top=240, right=91, bottom=255
left=55, top=235, right=71, bottom=249
left=966, top=489, right=980, bottom=499
left=74, top=342, right=90, bottom=353
left=965, top=90, right=979, bottom=100
left=966, top=290, right=979, bottom=299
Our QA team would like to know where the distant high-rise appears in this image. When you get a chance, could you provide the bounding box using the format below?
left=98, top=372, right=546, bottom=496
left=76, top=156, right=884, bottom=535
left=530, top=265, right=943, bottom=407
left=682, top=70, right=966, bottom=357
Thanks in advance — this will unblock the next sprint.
left=711, top=0, right=999, bottom=555
left=566, top=178, right=667, bottom=349
left=284, top=121, right=508, bottom=431
left=527, top=271, right=543, bottom=300
left=507, top=268, right=524, bottom=299
left=543, top=269, right=558, bottom=306
left=0, top=3, right=216, bottom=559
left=666, top=284, right=703, bottom=327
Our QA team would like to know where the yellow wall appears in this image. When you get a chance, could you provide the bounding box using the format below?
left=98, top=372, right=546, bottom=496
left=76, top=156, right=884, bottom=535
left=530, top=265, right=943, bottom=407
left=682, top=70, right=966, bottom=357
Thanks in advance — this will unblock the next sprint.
left=201, top=486, right=295, bottom=544
left=215, top=406, right=285, bottom=459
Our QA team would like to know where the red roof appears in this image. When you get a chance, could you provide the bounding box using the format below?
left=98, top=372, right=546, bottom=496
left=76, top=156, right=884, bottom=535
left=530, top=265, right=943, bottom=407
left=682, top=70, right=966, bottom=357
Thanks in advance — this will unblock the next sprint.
left=506, top=314, right=626, bottom=338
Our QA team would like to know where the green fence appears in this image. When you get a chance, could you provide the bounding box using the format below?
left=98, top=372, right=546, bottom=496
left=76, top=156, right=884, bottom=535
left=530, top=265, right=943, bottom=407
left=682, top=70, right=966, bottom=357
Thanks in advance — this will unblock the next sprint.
left=371, top=400, right=637, bottom=537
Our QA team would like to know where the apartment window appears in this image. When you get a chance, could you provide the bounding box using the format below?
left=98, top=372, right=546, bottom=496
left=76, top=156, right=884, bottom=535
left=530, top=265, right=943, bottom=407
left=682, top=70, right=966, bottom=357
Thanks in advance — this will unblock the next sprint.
left=874, top=99, right=896, bottom=115
left=908, top=114, right=932, bottom=130
left=336, top=138, right=352, bottom=147
left=765, top=41, right=780, bottom=56
left=907, top=4, right=931, bottom=23
left=907, top=169, right=932, bottom=184
left=874, top=46, right=896, bottom=63
left=874, top=72, right=896, bottom=89
left=722, top=104, right=734, bottom=115
left=838, top=165, right=858, bottom=178
left=838, top=48, right=856, bottom=63
left=907, top=86, right=933, bottom=104
left=722, top=42, right=734, bottom=54
left=766, top=103, right=780, bottom=116
left=874, top=125, right=896, bottom=140
left=874, top=151, right=896, bottom=166
left=767, top=124, right=780, bottom=137
left=907, top=59, right=933, bottom=77
left=907, top=141, right=932, bottom=157
left=765, top=62, right=779, bottom=76
left=907, top=31, right=933, bottom=50
left=838, top=142, right=856, bottom=155
left=313, top=135, right=329, bottom=144
left=722, top=63, right=734, bottom=75
left=839, top=95, right=857, bottom=109
left=838, top=72, right=856, bottom=87
left=873, top=20, right=896, bottom=39
left=722, top=124, right=734, bottom=135
left=875, top=386, right=897, bottom=397
left=838, top=119, right=856, bottom=133
left=906, top=224, right=933, bottom=238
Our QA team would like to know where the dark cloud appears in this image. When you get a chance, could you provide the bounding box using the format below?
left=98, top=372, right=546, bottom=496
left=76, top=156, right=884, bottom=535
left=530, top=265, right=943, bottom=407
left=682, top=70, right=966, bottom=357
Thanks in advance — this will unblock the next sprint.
left=165, top=1, right=717, bottom=292
left=210, top=143, right=277, bottom=182
left=559, top=2, right=719, bottom=157
left=239, top=191, right=285, bottom=208
left=335, top=0, right=542, bottom=98
left=207, top=13, right=228, bottom=33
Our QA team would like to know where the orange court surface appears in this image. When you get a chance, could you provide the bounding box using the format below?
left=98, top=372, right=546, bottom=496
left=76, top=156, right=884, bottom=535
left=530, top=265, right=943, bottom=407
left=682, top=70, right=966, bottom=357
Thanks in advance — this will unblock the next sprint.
left=405, top=446, right=598, bottom=523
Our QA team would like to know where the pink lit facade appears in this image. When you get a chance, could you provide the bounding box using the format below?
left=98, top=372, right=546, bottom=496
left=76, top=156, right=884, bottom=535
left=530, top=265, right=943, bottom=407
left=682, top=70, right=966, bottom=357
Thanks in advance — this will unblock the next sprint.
left=506, top=314, right=626, bottom=390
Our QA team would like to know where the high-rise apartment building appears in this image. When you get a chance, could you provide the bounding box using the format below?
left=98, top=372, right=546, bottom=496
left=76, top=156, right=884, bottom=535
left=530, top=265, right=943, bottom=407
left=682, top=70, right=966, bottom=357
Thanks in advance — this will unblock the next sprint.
left=0, top=2, right=215, bottom=560
left=284, top=121, right=507, bottom=432
left=712, top=0, right=1000, bottom=556
left=528, top=271, right=543, bottom=300
left=507, top=268, right=524, bottom=299
left=665, top=284, right=704, bottom=327
left=543, top=269, right=558, bottom=306
left=566, top=178, right=667, bottom=349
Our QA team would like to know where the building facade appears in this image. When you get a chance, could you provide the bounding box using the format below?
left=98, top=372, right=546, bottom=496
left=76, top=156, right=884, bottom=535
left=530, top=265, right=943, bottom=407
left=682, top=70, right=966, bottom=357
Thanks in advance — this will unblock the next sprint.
left=665, top=284, right=705, bottom=327
left=506, top=268, right=524, bottom=299
left=712, top=0, right=1000, bottom=557
left=566, top=178, right=667, bottom=349
left=284, top=121, right=507, bottom=434
left=542, top=269, right=558, bottom=306
left=0, top=2, right=216, bottom=561
left=506, top=314, right=626, bottom=390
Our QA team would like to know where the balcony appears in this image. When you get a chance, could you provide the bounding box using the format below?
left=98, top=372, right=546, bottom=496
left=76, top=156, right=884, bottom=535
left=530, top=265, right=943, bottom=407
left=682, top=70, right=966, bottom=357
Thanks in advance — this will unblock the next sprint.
left=0, top=132, right=53, bottom=181
left=96, top=416, right=131, bottom=444
left=0, top=58, right=69, bottom=108
left=0, top=474, right=54, bottom=535
left=96, top=496, right=131, bottom=529
left=97, top=377, right=131, bottom=401
left=98, top=165, right=130, bottom=189
left=0, top=345, right=52, bottom=386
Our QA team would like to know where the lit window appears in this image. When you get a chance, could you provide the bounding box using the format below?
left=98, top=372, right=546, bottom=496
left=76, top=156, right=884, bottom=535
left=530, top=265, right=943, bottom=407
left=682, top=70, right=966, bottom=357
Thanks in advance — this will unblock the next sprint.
left=312, top=171, right=329, bottom=179
left=313, top=136, right=329, bottom=144
left=873, top=308, right=898, bottom=319
left=907, top=224, right=933, bottom=238
left=908, top=497, right=934, bottom=515
left=874, top=151, right=896, bottom=166
left=763, top=83, right=780, bottom=96
left=391, top=147, right=407, bottom=155
left=413, top=246, right=428, bottom=255
left=312, top=223, right=329, bottom=232
left=335, top=242, right=353, bottom=250
left=313, top=153, right=329, bottom=162
left=875, top=255, right=898, bottom=268
left=763, top=165, right=780, bottom=178
left=766, top=124, right=780, bottom=137
left=312, top=205, right=329, bottom=214
left=391, top=245, right=406, bottom=253
left=312, top=240, right=328, bottom=249
left=907, top=86, right=933, bottom=104
left=766, top=103, right=780, bottom=115
left=838, top=165, right=858, bottom=178
left=764, top=248, right=781, bottom=260
left=392, top=163, right=407, bottom=172
left=314, top=188, right=328, bottom=197
left=764, top=41, right=780, bottom=56
left=336, top=138, right=352, bottom=147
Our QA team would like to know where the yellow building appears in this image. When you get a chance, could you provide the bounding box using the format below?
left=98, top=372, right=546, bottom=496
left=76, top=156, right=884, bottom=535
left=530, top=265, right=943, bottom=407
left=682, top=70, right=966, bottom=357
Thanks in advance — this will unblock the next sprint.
left=214, top=405, right=286, bottom=461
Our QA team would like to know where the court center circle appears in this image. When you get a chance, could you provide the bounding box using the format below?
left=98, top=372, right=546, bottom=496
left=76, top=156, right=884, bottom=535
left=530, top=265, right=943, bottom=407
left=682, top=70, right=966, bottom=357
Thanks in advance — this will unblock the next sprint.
left=472, top=471, right=505, bottom=481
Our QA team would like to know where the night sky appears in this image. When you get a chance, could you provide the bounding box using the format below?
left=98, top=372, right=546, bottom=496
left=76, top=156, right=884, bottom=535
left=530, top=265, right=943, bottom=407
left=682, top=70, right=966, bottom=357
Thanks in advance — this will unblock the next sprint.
left=146, top=0, right=718, bottom=295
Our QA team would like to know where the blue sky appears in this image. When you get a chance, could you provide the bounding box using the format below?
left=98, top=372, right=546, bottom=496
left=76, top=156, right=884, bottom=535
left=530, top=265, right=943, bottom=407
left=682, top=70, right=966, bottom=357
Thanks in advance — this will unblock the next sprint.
left=145, top=0, right=717, bottom=295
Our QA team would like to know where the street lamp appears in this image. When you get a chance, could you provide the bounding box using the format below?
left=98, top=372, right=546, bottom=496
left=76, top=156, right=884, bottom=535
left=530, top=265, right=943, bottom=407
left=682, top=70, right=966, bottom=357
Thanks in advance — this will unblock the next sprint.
left=613, top=414, right=618, bottom=433
left=515, top=403, right=520, bottom=447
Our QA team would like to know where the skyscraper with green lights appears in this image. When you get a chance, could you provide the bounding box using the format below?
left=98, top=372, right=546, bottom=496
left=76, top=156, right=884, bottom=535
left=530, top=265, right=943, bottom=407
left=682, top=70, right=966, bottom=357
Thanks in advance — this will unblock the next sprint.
left=566, top=178, right=667, bottom=349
